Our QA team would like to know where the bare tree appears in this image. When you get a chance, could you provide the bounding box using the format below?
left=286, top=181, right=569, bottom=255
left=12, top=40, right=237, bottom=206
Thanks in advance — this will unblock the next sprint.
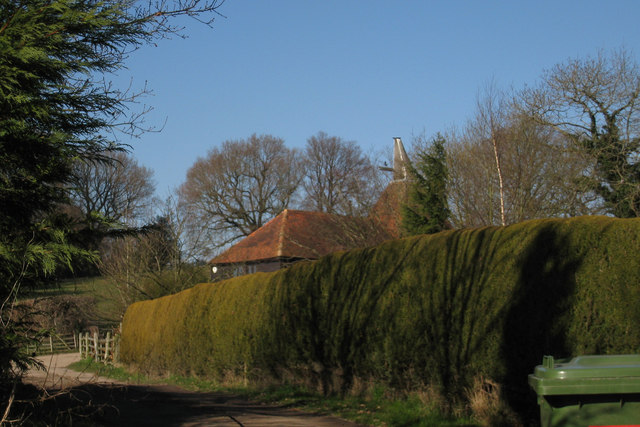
left=447, top=108, right=591, bottom=228
left=470, top=81, right=508, bottom=226
left=447, top=133, right=497, bottom=227
left=99, top=233, right=166, bottom=314
left=69, top=151, right=155, bottom=230
left=180, top=134, right=301, bottom=250
left=520, top=48, right=640, bottom=217
left=301, top=131, right=382, bottom=216
left=99, top=195, right=210, bottom=315
left=159, top=192, right=213, bottom=265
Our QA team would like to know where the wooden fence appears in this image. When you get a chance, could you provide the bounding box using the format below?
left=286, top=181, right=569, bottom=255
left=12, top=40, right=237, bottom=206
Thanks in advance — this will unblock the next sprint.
left=24, top=328, right=121, bottom=364
left=26, top=332, right=77, bottom=355
left=78, top=331, right=120, bottom=364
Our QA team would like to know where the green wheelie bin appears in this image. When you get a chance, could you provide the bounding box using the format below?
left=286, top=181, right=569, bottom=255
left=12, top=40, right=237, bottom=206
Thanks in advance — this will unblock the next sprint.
left=529, top=354, right=640, bottom=426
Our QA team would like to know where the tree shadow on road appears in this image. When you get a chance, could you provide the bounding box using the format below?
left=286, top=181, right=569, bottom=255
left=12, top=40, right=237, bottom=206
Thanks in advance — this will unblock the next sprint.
left=14, top=381, right=362, bottom=426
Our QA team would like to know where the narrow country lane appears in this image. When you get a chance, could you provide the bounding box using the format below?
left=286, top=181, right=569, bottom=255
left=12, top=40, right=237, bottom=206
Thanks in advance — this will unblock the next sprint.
left=23, top=353, right=364, bottom=426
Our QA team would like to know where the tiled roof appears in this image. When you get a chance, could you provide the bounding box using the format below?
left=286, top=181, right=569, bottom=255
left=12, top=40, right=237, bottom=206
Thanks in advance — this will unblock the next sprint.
left=369, top=180, right=409, bottom=239
left=210, top=210, right=377, bottom=265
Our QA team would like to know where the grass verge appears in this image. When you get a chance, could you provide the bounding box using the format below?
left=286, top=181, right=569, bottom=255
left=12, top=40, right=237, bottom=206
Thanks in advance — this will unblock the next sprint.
left=247, top=384, right=477, bottom=426
left=68, top=359, right=478, bottom=426
left=67, top=359, right=149, bottom=384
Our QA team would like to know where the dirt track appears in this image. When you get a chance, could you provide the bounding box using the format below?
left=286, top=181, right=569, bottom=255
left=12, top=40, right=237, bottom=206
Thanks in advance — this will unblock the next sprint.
left=24, top=353, right=120, bottom=389
left=24, top=353, right=364, bottom=426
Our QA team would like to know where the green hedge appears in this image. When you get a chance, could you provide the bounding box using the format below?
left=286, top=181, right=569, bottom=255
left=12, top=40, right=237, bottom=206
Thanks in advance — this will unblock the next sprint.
left=121, top=216, right=640, bottom=418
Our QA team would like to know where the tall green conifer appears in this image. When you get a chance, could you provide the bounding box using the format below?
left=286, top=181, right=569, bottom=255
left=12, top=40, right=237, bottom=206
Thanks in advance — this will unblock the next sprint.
left=402, top=133, right=451, bottom=235
left=0, top=0, right=221, bottom=398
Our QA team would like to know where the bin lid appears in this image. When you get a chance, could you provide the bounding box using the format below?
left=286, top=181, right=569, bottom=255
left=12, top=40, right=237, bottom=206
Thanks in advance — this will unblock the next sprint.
left=529, top=355, right=640, bottom=396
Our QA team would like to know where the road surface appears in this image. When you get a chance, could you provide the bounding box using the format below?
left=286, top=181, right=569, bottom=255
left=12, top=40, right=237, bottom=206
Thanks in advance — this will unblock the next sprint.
left=24, top=353, right=364, bottom=426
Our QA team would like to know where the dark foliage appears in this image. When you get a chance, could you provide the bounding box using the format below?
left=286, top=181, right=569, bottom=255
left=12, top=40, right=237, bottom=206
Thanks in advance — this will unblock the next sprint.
left=402, top=133, right=451, bottom=235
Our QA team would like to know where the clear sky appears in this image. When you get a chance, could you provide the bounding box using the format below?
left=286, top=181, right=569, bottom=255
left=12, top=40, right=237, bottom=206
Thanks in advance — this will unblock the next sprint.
left=116, top=0, right=640, bottom=198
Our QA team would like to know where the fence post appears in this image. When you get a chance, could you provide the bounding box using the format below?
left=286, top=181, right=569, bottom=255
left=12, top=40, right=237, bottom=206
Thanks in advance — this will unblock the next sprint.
left=49, top=336, right=53, bottom=353
left=93, top=332, right=99, bottom=362
left=244, top=361, right=248, bottom=387
left=114, top=334, right=120, bottom=363
left=80, top=333, right=84, bottom=358
left=85, top=332, right=89, bottom=359
left=104, top=332, right=111, bottom=364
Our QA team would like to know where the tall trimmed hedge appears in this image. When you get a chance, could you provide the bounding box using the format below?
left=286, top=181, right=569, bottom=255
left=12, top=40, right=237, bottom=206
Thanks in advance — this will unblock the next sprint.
left=121, top=216, right=640, bottom=418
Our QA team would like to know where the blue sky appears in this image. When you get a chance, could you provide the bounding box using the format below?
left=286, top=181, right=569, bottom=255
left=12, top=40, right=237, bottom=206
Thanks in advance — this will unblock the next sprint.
left=116, top=1, right=640, bottom=197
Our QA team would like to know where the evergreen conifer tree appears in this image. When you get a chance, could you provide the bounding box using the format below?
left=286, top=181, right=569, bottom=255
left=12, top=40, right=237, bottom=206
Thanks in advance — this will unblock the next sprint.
left=0, top=0, right=221, bottom=404
left=402, top=133, right=451, bottom=235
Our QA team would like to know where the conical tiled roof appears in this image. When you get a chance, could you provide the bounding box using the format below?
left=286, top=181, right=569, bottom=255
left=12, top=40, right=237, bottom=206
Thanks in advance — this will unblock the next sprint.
left=369, top=180, right=409, bottom=239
